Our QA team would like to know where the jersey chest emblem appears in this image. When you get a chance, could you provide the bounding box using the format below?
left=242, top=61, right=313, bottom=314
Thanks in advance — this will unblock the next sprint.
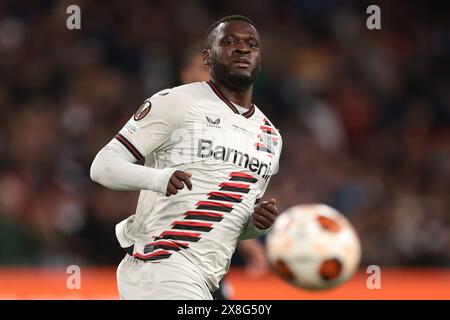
left=205, top=116, right=222, bottom=128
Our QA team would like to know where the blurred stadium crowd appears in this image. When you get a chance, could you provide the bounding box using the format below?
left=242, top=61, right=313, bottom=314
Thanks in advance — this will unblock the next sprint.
left=0, top=0, right=449, bottom=267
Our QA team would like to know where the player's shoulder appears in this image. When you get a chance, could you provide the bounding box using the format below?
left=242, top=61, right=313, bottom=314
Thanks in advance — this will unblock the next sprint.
left=133, top=82, right=208, bottom=122
left=149, top=82, right=208, bottom=102
left=253, top=106, right=283, bottom=157
left=253, top=105, right=282, bottom=139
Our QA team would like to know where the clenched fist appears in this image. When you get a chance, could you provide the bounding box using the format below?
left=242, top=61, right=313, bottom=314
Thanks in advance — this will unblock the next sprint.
left=252, top=198, right=279, bottom=230
left=166, top=170, right=192, bottom=196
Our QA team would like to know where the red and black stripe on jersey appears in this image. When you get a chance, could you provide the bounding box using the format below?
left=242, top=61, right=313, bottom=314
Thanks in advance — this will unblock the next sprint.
left=143, top=240, right=189, bottom=253
left=219, top=182, right=251, bottom=193
left=171, top=221, right=213, bottom=232
left=259, top=125, right=277, bottom=136
left=255, top=142, right=274, bottom=155
left=207, top=191, right=243, bottom=203
left=195, top=201, right=233, bottom=212
left=115, top=133, right=144, bottom=161
left=183, top=210, right=224, bottom=222
left=257, top=132, right=279, bottom=146
left=136, top=172, right=257, bottom=261
left=255, top=117, right=278, bottom=157
left=158, top=231, right=202, bottom=242
left=133, top=250, right=172, bottom=261
left=229, top=172, right=258, bottom=183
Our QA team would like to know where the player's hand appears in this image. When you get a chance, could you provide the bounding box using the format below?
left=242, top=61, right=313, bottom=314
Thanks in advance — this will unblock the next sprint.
left=166, top=170, right=192, bottom=196
left=252, top=198, right=278, bottom=230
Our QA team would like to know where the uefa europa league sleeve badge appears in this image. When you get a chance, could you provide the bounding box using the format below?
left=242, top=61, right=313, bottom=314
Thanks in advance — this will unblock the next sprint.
left=134, top=100, right=152, bottom=121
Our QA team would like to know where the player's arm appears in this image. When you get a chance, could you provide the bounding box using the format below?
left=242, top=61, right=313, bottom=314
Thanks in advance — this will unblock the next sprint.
left=90, top=142, right=192, bottom=194
left=90, top=92, right=192, bottom=195
left=239, top=135, right=283, bottom=239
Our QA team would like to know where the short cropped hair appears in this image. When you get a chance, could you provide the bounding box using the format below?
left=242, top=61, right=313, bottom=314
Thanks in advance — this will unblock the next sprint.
left=205, top=15, right=256, bottom=49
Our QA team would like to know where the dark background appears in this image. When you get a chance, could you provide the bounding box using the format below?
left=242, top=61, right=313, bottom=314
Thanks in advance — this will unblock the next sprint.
left=0, top=0, right=449, bottom=268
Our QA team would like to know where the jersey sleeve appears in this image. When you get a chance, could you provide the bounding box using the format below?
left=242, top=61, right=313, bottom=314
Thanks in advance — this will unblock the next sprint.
left=114, top=90, right=186, bottom=161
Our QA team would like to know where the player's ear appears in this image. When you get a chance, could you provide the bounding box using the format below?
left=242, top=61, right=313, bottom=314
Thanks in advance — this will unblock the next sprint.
left=202, top=49, right=210, bottom=66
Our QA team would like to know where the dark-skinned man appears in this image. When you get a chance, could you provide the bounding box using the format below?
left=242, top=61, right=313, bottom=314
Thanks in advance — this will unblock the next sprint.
left=180, top=44, right=270, bottom=300
left=91, top=15, right=282, bottom=300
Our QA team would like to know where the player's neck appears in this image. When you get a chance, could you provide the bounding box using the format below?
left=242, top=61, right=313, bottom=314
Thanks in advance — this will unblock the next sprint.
left=212, top=81, right=253, bottom=109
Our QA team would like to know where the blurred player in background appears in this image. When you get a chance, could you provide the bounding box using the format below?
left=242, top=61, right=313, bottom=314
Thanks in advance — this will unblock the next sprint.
left=180, top=45, right=270, bottom=299
left=90, top=15, right=282, bottom=300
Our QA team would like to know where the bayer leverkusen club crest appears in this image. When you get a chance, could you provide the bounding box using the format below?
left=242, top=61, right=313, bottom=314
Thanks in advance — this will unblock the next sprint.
left=134, top=100, right=151, bottom=121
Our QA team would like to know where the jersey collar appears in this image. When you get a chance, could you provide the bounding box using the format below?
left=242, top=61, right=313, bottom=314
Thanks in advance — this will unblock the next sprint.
left=206, top=81, right=255, bottom=119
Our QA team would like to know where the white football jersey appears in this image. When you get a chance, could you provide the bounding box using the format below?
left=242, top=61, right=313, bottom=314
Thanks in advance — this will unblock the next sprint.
left=113, top=81, right=282, bottom=291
